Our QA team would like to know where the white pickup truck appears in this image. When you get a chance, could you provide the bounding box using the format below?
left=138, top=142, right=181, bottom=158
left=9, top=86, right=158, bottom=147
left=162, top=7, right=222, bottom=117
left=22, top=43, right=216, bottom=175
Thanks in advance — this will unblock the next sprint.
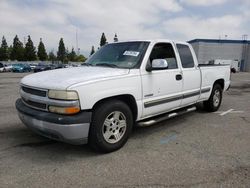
left=16, top=39, right=230, bottom=152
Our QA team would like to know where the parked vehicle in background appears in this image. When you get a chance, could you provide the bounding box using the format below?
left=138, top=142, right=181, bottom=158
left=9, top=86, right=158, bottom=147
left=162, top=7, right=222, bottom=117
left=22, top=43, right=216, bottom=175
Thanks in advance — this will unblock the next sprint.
left=71, top=63, right=81, bottom=67
left=49, top=64, right=56, bottom=70
left=3, top=64, right=13, bottom=72
left=0, top=63, right=4, bottom=72
left=29, top=63, right=38, bottom=70
left=16, top=39, right=231, bottom=153
left=34, top=63, right=51, bottom=73
left=209, top=59, right=240, bottom=73
left=0, top=63, right=12, bottom=72
left=54, top=63, right=66, bottom=69
left=12, top=63, right=31, bottom=73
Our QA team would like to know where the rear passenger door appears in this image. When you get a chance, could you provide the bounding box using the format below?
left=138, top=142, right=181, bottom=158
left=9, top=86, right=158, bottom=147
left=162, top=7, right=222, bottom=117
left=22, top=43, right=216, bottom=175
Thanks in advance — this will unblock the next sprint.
left=176, top=43, right=201, bottom=106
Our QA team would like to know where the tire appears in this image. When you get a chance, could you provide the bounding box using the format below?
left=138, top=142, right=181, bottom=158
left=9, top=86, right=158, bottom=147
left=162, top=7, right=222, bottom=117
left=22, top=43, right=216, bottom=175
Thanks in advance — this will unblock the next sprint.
left=89, top=100, right=133, bottom=153
left=231, top=68, right=236, bottom=73
left=203, top=84, right=222, bottom=112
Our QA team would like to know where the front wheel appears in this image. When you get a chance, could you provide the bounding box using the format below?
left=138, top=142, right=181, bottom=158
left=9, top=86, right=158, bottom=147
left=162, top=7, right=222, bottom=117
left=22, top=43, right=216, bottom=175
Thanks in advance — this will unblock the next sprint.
left=203, top=84, right=222, bottom=112
left=89, top=100, right=133, bottom=153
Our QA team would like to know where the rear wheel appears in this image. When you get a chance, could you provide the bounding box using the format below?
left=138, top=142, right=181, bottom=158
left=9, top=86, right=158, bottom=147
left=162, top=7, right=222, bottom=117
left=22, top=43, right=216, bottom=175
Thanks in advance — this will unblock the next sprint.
left=89, top=100, right=133, bottom=153
left=203, top=84, right=222, bottom=112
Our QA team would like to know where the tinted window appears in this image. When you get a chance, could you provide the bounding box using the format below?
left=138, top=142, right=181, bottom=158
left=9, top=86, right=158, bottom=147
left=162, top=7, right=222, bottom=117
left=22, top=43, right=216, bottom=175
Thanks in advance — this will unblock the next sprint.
left=176, top=44, right=194, bottom=68
left=149, top=43, right=177, bottom=69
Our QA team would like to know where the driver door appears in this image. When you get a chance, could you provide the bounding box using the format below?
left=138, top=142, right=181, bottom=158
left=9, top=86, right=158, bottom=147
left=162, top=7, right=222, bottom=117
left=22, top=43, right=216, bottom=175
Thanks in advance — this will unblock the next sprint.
left=141, top=43, right=183, bottom=118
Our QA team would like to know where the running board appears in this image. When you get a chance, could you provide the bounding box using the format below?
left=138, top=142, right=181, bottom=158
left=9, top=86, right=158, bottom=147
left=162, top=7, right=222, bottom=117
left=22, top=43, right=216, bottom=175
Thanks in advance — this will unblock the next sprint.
left=137, top=106, right=197, bottom=127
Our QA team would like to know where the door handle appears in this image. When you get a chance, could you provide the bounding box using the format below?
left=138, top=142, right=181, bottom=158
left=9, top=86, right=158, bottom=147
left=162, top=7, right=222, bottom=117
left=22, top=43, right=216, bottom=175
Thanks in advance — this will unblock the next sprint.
left=176, top=74, right=182, bottom=81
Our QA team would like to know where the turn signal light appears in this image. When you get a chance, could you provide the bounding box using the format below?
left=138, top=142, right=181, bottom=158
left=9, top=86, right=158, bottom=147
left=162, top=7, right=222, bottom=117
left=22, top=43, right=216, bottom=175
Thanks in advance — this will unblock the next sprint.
left=49, top=106, right=80, bottom=115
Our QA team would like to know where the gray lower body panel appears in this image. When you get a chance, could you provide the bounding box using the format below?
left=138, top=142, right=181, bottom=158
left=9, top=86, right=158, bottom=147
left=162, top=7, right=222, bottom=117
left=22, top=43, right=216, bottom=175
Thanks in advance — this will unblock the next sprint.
left=16, top=98, right=91, bottom=145
left=18, top=112, right=90, bottom=145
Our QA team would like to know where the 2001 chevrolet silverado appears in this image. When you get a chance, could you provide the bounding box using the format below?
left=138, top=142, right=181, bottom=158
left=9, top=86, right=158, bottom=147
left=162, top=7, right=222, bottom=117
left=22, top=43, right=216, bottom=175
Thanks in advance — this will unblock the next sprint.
left=16, top=39, right=230, bottom=152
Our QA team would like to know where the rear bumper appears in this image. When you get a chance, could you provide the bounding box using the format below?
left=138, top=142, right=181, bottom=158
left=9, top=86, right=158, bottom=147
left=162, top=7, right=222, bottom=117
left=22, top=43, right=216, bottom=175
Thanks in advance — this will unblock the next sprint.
left=16, top=98, right=92, bottom=145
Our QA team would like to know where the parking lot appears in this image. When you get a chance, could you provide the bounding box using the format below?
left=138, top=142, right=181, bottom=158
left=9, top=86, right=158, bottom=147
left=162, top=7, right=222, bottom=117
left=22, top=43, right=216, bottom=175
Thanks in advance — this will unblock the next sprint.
left=0, top=72, right=249, bottom=188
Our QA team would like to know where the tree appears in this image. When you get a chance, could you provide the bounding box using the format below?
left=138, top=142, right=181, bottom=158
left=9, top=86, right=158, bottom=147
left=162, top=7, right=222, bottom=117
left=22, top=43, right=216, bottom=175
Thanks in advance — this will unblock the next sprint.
left=8, top=45, right=13, bottom=59
left=100, top=32, right=107, bottom=47
left=10, top=35, right=24, bottom=61
left=48, top=50, right=56, bottom=62
left=65, top=47, right=69, bottom=63
left=76, top=54, right=87, bottom=62
left=24, top=35, right=37, bottom=61
left=37, top=38, right=47, bottom=61
left=90, top=46, right=95, bottom=56
left=68, top=48, right=77, bottom=61
left=57, top=38, right=66, bottom=63
left=114, top=33, right=118, bottom=42
left=0, top=36, right=9, bottom=61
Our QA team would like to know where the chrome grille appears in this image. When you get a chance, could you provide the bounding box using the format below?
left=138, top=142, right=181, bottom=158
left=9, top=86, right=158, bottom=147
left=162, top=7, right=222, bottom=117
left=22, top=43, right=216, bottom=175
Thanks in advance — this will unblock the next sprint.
left=22, top=97, right=47, bottom=110
left=20, top=85, right=48, bottom=111
left=21, top=86, right=47, bottom=97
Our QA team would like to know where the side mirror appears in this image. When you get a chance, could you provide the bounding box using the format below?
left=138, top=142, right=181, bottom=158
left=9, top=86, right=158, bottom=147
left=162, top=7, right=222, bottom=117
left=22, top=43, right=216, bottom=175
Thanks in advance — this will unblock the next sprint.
left=147, top=59, right=168, bottom=72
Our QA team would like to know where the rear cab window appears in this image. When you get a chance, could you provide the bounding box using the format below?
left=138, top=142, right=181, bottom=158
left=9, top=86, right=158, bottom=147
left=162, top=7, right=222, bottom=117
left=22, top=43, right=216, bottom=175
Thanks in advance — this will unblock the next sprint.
left=176, top=44, right=195, bottom=68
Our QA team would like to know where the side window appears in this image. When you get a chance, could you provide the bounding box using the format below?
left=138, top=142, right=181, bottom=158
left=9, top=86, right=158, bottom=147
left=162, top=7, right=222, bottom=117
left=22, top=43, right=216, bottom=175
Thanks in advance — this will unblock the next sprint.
left=149, top=43, right=177, bottom=69
left=176, top=44, right=194, bottom=68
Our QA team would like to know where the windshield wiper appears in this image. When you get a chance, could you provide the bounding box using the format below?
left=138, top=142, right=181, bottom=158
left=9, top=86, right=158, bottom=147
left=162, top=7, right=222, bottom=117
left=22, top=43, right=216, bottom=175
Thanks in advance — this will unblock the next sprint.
left=95, top=63, right=118, bottom=68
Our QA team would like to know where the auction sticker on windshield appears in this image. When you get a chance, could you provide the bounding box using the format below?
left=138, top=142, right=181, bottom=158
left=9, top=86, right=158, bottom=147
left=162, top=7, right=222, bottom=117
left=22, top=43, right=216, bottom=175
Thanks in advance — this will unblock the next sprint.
left=123, top=51, right=140, bottom=57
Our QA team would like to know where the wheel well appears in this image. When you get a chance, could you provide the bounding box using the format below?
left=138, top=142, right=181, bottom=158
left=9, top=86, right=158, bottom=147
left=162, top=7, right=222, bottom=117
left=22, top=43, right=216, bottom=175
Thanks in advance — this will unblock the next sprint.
left=92, top=95, right=138, bottom=121
left=214, top=79, right=224, bottom=90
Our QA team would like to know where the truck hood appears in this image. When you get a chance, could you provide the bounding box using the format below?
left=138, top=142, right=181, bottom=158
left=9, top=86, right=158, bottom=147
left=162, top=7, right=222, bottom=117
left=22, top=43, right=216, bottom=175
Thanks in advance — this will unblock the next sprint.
left=21, top=67, right=130, bottom=90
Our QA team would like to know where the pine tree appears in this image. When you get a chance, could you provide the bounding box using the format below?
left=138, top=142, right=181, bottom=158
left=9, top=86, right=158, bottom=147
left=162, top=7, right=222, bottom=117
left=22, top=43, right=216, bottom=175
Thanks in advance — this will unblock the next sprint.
left=24, top=35, right=37, bottom=61
left=48, top=50, right=56, bottom=62
left=65, top=47, right=69, bottom=63
left=8, top=45, right=13, bottom=60
left=90, top=46, right=95, bottom=56
left=57, top=38, right=66, bottom=63
left=68, top=48, right=77, bottom=61
left=114, top=33, right=118, bottom=42
left=10, top=35, right=24, bottom=61
left=0, top=36, right=9, bottom=61
left=100, top=32, right=107, bottom=47
left=37, top=38, right=47, bottom=61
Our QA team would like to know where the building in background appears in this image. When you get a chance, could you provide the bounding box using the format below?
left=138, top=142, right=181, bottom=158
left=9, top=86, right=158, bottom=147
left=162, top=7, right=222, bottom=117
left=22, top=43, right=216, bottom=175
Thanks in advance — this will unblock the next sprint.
left=189, top=39, right=250, bottom=72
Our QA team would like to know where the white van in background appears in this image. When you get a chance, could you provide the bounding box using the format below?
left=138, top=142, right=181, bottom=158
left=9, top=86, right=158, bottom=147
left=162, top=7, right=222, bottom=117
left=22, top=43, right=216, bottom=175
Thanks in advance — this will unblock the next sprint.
left=208, top=59, right=240, bottom=73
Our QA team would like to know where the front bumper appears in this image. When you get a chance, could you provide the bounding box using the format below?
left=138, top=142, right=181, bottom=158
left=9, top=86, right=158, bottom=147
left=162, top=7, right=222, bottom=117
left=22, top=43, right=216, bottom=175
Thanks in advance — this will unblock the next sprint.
left=16, top=98, right=92, bottom=145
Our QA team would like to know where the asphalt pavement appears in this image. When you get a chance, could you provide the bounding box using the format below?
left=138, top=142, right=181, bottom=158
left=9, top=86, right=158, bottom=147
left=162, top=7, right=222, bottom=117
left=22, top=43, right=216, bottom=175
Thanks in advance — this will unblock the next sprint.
left=0, top=72, right=249, bottom=188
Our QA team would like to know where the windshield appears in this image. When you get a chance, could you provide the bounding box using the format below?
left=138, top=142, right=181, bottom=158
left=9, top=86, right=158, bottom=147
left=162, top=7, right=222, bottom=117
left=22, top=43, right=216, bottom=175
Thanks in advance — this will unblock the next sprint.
left=86, top=41, right=149, bottom=69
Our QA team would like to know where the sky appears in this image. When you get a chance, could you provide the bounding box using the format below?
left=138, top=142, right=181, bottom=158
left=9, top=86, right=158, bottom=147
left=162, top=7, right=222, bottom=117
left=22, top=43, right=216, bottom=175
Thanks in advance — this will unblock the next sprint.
left=0, top=0, right=249, bottom=56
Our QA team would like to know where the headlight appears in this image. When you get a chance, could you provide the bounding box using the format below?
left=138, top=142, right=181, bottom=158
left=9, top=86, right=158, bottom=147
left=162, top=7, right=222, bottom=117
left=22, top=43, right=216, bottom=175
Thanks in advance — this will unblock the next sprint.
left=48, top=90, right=79, bottom=100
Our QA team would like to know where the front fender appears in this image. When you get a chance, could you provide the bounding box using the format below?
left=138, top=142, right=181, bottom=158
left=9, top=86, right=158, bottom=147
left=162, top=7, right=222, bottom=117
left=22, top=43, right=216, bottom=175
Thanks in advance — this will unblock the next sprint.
left=68, top=73, right=142, bottom=112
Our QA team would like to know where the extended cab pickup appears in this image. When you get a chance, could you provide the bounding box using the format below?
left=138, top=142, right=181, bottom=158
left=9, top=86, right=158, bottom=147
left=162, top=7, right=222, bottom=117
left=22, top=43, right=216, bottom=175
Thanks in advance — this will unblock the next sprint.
left=16, top=39, right=230, bottom=152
